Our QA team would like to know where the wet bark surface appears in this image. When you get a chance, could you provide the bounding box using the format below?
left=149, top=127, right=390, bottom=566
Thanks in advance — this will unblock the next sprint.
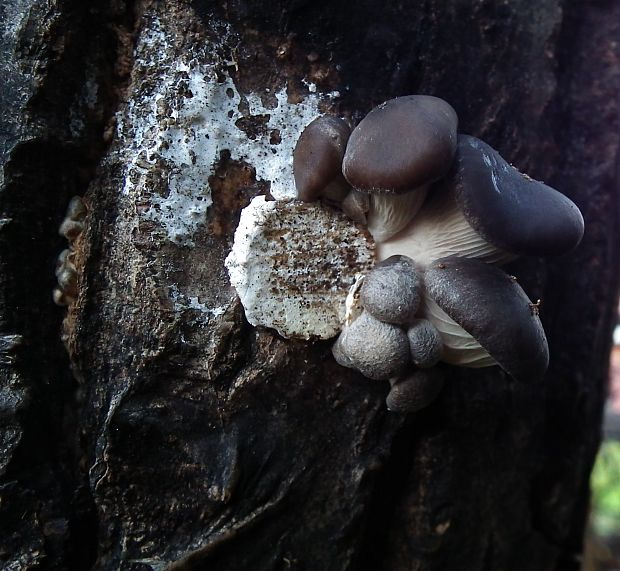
left=1, top=1, right=619, bottom=570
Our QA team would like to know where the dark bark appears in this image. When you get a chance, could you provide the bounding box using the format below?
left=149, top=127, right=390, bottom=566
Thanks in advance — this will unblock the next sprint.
left=1, top=1, right=619, bottom=570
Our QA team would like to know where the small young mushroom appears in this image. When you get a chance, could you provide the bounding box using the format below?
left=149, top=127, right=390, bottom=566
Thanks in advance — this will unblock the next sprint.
left=53, top=248, right=78, bottom=305
left=385, top=369, right=445, bottom=413
left=359, top=255, right=421, bottom=325
left=65, top=195, right=87, bottom=221
left=423, top=256, right=549, bottom=382
left=58, top=219, right=84, bottom=241
left=54, top=196, right=87, bottom=306
left=341, top=95, right=459, bottom=242
left=293, top=115, right=351, bottom=204
left=332, top=310, right=410, bottom=380
left=407, top=318, right=443, bottom=368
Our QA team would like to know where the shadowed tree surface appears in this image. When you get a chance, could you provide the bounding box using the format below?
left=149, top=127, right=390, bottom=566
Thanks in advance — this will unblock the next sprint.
left=1, top=1, right=619, bottom=570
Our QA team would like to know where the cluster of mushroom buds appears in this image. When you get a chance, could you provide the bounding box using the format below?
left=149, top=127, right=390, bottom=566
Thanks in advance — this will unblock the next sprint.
left=294, top=95, right=584, bottom=412
left=53, top=196, right=86, bottom=306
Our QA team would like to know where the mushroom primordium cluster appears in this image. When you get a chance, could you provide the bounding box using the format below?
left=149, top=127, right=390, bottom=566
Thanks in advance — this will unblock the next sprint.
left=293, top=95, right=584, bottom=412
left=54, top=196, right=87, bottom=307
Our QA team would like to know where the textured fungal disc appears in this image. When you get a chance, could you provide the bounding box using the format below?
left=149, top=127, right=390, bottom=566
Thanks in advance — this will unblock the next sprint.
left=225, top=197, right=374, bottom=340
left=342, top=95, right=458, bottom=194
left=424, top=256, right=549, bottom=381
left=333, top=311, right=410, bottom=380
left=386, top=369, right=445, bottom=413
left=360, top=255, right=421, bottom=324
left=407, top=318, right=443, bottom=368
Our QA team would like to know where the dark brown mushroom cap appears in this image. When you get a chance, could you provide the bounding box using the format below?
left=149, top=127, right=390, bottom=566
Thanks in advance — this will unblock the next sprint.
left=450, top=135, right=585, bottom=256
left=425, top=256, right=549, bottom=382
left=342, top=95, right=458, bottom=195
left=293, top=115, right=351, bottom=202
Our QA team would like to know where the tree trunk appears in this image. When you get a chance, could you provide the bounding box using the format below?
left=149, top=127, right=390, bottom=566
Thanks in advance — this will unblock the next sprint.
left=1, top=1, right=619, bottom=570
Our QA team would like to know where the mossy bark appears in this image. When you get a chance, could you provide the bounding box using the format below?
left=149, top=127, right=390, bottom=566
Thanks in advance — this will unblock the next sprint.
left=1, top=1, right=619, bottom=570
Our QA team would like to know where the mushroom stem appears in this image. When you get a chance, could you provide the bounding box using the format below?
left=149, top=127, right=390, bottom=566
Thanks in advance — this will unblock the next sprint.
left=341, top=190, right=370, bottom=225
left=367, top=185, right=429, bottom=242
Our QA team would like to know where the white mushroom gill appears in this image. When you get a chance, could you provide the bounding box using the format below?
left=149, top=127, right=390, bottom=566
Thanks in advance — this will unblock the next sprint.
left=422, top=294, right=497, bottom=368
left=366, top=186, right=429, bottom=242
left=376, top=187, right=515, bottom=267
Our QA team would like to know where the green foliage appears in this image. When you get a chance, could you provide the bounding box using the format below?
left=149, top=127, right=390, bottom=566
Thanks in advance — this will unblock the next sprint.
left=591, top=440, right=620, bottom=537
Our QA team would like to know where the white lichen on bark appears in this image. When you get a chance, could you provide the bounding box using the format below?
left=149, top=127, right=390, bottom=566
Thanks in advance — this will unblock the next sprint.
left=226, top=197, right=375, bottom=339
left=110, top=11, right=358, bottom=329
left=115, top=15, right=338, bottom=247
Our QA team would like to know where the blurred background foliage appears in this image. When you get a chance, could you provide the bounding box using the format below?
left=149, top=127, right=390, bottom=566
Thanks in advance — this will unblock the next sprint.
left=584, top=306, right=620, bottom=570
left=591, top=440, right=620, bottom=538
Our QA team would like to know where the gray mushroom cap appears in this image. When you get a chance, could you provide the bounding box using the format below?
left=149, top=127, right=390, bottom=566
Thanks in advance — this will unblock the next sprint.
left=448, top=135, right=585, bottom=256
left=386, top=369, right=445, bottom=413
left=360, top=255, right=421, bottom=324
left=407, top=318, right=443, bottom=368
left=294, top=115, right=351, bottom=202
left=425, top=256, right=549, bottom=382
left=342, top=95, right=458, bottom=195
left=332, top=311, right=410, bottom=380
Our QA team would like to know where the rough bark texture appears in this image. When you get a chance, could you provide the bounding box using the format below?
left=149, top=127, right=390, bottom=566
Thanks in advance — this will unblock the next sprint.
left=1, top=1, right=619, bottom=570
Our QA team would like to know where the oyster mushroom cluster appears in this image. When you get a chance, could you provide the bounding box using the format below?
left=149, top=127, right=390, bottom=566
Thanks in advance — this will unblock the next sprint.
left=293, top=95, right=584, bottom=412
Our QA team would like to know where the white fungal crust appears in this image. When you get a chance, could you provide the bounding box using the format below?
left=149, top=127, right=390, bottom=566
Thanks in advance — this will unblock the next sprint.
left=115, top=16, right=341, bottom=247
left=225, top=197, right=374, bottom=340
left=377, top=187, right=514, bottom=267
left=421, top=294, right=497, bottom=367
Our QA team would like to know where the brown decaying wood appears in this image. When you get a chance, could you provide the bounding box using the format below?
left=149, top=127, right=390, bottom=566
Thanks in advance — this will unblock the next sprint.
left=0, top=0, right=619, bottom=570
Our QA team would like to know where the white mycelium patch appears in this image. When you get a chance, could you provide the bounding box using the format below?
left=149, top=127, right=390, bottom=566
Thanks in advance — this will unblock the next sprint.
left=116, top=16, right=337, bottom=247
left=225, top=197, right=375, bottom=340
left=168, top=285, right=229, bottom=323
left=114, top=14, right=360, bottom=335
